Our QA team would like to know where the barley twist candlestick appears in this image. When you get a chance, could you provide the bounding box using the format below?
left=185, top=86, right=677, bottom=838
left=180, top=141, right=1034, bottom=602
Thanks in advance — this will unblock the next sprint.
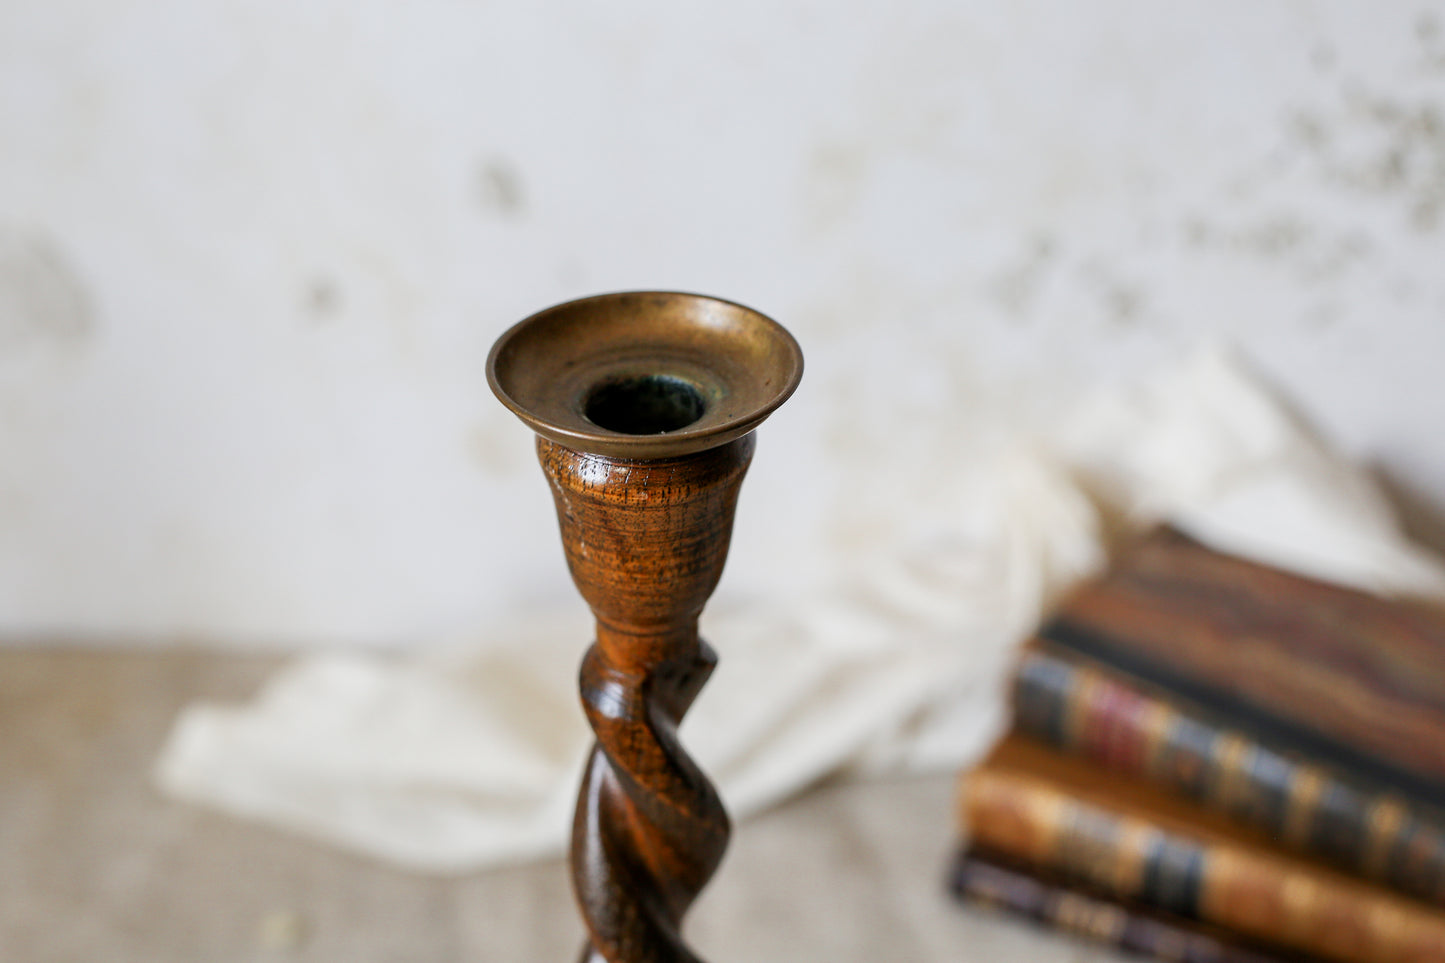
left=487, top=292, right=803, bottom=963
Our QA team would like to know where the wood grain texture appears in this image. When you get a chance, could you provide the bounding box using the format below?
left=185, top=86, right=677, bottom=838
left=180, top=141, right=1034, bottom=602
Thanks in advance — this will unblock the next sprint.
left=491, top=290, right=802, bottom=961
left=539, top=435, right=755, bottom=963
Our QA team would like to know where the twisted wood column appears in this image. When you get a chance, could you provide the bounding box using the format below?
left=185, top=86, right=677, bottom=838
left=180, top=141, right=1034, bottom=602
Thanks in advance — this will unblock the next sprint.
left=486, top=290, right=802, bottom=963
left=540, top=437, right=751, bottom=963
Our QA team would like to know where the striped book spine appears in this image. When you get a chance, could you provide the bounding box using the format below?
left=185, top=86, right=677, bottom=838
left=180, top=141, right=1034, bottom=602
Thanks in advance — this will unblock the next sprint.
left=1013, top=644, right=1445, bottom=903
left=950, top=847, right=1316, bottom=963
left=961, top=751, right=1445, bottom=963
left=1042, top=528, right=1445, bottom=800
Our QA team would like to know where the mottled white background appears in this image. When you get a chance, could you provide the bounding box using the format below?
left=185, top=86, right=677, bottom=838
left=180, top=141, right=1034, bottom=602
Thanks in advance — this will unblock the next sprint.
left=2, top=1, right=1443, bottom=647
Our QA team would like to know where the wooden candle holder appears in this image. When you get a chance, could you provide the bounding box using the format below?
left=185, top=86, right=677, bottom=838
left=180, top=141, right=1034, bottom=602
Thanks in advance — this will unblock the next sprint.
left=487, top=292, right=803, bottom=963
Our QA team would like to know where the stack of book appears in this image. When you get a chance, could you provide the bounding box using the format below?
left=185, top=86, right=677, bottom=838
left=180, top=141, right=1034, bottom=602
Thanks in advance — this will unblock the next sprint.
left=951, top=527, right=1445, bottom=963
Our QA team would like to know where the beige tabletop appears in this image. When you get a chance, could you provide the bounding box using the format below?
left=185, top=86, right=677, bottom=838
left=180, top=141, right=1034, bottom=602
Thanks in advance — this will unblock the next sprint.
left=1, top=648, right=1123, bottom=962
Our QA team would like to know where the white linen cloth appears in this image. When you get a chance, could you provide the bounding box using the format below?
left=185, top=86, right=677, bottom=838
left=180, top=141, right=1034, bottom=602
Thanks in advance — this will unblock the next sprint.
left=155, top=349, right=1445, bottom=873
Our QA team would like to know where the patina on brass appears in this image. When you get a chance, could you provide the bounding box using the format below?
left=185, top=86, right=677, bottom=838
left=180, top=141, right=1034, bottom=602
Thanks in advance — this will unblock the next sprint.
left=488, top=291, right=802, bottom=459
left=488, top=291, right=802, bottom=963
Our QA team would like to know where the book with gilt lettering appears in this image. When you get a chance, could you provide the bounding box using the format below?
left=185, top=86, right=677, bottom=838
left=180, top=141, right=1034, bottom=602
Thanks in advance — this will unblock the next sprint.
left=959, top=736, right=1445, bottom=963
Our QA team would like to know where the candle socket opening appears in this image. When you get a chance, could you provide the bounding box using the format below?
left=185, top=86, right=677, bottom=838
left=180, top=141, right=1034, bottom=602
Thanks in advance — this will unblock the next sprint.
left=584, top=374, right=706, bottom=435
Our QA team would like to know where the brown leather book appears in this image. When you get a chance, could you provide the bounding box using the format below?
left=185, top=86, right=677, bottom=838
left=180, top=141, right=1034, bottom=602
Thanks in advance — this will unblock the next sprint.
left=1011, top=641, right=1445, bottom=903
left=1040, top=527, right=1445, bottom=807
left=960, top=736, right=1445, bottom=963
left=950, top=846, right=1320, bottom=963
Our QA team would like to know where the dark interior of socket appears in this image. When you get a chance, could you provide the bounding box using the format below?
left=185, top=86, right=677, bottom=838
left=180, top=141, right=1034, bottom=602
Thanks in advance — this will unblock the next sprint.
left=584, top=374, right=706, bottom=434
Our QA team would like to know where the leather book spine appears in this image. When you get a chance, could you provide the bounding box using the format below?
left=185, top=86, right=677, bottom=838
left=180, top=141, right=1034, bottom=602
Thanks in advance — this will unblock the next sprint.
left=949, top=847, right=1316, bottom=963
left=962, top=763, right=1445, bottom=963
left=1013, top=645, right=1445, bottom=903
left=1043, top=528, right=1445, bottom=796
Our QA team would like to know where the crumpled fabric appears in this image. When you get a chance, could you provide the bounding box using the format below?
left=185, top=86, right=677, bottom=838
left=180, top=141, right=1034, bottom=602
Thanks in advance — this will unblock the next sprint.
left=155, top=348, right=1445, bottom=873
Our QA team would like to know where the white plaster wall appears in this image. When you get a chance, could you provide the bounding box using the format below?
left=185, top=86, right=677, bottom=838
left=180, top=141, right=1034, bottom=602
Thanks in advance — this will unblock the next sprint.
left=1, top=1, right=1443, bottom=647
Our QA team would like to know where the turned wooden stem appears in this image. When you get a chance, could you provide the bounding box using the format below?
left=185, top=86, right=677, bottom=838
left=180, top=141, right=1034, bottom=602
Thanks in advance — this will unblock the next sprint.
left=487, top=290, right=802, bottom=963
left=539, top=436, right=754, bottom=963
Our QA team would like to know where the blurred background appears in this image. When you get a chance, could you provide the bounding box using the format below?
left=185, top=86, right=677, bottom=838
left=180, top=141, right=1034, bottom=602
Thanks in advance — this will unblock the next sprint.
left=3, top=1, right=1444, bottom=648
left=4, top=2, right=1445, bottom=961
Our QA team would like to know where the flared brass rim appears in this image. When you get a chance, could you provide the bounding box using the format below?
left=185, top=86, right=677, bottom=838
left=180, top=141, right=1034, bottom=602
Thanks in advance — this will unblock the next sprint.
left=487, top=291, right=803, bottom=459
